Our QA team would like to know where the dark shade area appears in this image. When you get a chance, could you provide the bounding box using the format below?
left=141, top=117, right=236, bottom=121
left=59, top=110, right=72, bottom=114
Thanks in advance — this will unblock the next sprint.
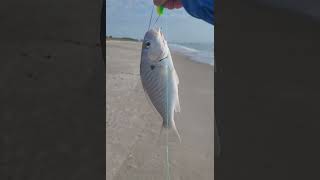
left=101, top=0, right=106, bottom=64
left=0, top=0, right=105, bottom=179
left=215, top=0, right=320, bottom=179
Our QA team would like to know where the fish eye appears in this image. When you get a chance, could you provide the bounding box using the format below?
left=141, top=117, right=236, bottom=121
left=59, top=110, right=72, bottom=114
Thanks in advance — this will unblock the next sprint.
left=144, top=41, right=151, bottom=49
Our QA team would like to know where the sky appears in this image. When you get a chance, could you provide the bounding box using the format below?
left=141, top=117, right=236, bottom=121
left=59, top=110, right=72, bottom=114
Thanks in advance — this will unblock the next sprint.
left=106, top=0, right=214, bottom=43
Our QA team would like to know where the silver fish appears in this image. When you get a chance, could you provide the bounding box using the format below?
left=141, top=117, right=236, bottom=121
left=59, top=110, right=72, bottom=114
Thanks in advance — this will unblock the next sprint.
left=140, top=28, right=181, bottom=142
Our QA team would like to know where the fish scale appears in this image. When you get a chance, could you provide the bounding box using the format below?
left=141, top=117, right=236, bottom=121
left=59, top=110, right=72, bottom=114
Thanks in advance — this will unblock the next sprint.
left=140, top=60, right=171, bottom=126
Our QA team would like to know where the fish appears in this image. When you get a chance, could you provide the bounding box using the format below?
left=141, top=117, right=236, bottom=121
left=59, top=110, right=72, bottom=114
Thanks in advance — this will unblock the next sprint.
left=140, top=28, right=181, bottom=143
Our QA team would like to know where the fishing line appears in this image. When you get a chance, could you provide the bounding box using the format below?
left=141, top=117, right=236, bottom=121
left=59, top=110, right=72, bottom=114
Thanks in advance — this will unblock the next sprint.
left=165, top=66, right=170, bottom=180
left=147, top=6, right=154, bottom=31
left=164, top=11, right=171, bottom=180
left=153, top=15, right=161, bottom=27
left=147, top=5, right=171, bottom=179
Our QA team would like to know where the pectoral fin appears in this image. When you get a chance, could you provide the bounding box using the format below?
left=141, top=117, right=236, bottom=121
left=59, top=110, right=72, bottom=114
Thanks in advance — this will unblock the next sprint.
left=175, top=95, right=181, bottom=112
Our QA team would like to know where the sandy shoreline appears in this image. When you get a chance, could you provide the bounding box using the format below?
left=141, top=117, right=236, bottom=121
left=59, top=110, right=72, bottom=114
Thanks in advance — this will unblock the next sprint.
left=106, top=40, right=214, bottom=180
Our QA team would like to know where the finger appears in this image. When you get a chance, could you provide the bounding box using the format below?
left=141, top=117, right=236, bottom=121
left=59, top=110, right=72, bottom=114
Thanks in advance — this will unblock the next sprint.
left=165, top=0, right=174, bottom=9
left=174, top=0, right=183, bottom=9
left=153, top=0, right=167, bottom=6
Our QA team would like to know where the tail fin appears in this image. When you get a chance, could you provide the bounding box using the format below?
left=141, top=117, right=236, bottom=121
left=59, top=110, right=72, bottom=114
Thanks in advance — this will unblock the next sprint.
left=159, top=120, right=181, bottom=145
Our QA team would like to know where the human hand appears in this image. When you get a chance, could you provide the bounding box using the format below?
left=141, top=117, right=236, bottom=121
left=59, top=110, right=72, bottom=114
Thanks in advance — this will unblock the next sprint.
left=153, top=0, right=183, bottom=9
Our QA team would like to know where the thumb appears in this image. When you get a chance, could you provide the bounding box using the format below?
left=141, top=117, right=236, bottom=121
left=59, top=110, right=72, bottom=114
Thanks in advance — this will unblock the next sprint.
left=153, top=0, right=167, bottom=6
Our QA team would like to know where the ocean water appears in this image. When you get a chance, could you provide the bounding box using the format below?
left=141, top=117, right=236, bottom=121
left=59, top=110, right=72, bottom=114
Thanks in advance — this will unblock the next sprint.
left=169, top=42, right=214, bottom=66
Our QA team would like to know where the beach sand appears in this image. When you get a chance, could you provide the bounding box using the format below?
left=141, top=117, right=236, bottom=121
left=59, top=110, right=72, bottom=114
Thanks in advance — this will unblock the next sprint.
left=106, top=40, right=214, bottom=180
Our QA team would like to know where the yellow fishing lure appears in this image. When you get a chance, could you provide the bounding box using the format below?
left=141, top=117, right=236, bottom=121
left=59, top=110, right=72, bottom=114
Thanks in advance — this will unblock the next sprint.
left=157, top=5, right=164, bottom=16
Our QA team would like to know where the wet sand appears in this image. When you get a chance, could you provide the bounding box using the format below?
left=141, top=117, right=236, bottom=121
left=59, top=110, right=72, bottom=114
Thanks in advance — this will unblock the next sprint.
left=106, top=40, right=214, bottom=180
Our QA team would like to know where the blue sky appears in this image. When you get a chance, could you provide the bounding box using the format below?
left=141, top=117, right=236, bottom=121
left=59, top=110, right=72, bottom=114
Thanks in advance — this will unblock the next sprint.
left=106, top=0, right=214, bottom=43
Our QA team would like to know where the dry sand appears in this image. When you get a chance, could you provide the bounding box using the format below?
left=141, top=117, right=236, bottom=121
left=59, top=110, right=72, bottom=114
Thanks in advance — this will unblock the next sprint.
left=106, top=40, right=214, bottom=180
